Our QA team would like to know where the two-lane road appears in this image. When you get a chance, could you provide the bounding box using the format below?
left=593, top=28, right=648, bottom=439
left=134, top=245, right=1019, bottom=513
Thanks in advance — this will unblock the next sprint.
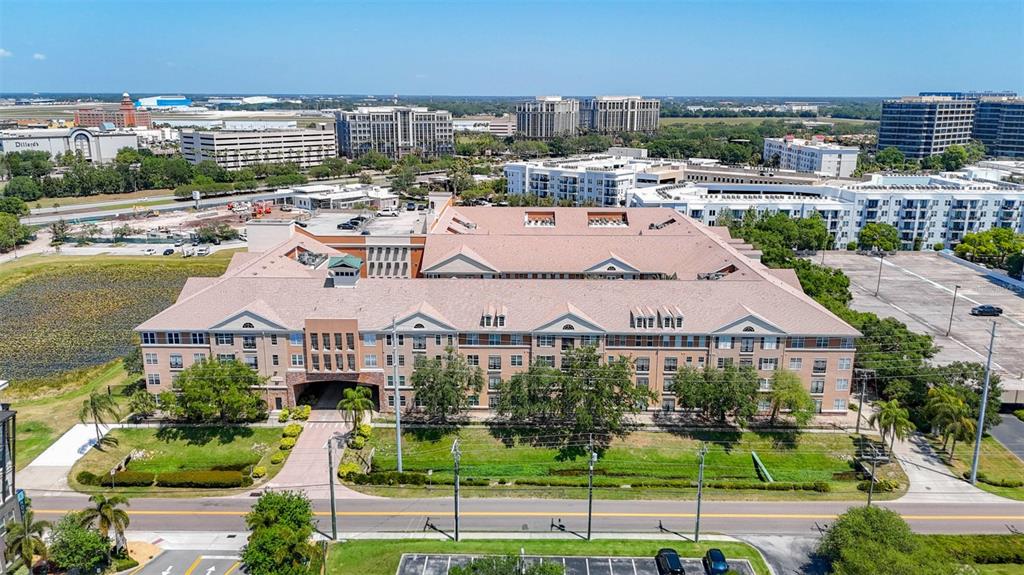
left=29, top=494, right=1024, bottom=536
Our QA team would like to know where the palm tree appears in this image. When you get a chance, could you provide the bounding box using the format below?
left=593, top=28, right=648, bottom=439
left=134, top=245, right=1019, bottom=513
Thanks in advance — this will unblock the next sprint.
left=925, top=386, right=964, bottom=449
left=945, top=408, right=977, bottom=460
left=79, top=494, right=131, bottom=554
left=869, top=399, right=914, bottom=453
left=337, top=386, right=375, bottom=424
left=4, top=509, right=50, bottom=571
left=78, top=391, right=120, bottom=445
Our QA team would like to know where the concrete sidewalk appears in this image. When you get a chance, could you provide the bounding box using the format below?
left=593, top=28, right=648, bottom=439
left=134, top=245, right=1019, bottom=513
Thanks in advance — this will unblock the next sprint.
left=22, top=422, right=116, bottom=496
left=893, top=432, right=1005, bottom=504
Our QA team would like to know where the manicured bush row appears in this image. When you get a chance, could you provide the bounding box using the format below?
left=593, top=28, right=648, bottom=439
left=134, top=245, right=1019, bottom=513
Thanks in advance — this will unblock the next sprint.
left=270, top=452, right=285, bottom=465
left=1015, top=408, right=1024, bottom=422
left=77, top=470, right=157, bottom=487
left=156, top=470, right=252, bottom=488
left=345, top=471, right=430, bottom=486
left=211, top=462, right=254, bottom=472
left=962, top=471, right=1024, bottom=488
left=280, top=437, right=297, bottom=450
left=291, top=405, right=311, bottom=421
left=278, top=409, right=291, bottom=423
left=857, top=479, right=899, bottom=492
left=337, top=463, right=362, bottom=478
left=283, top=423, right=303, bottom=438
left=919, top=535, right=1024, bottom=564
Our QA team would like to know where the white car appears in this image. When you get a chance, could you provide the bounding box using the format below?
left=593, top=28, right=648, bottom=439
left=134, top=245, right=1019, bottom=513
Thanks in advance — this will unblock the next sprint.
left=377, top=210, right=399, bottom=217
left=142, top=248, right=157, bottom=255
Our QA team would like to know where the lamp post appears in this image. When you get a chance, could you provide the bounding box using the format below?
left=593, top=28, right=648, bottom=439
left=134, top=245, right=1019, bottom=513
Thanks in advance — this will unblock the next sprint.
left=874, top=252, right=885, bottom=297
left=946, top=284, right=961, bottom=337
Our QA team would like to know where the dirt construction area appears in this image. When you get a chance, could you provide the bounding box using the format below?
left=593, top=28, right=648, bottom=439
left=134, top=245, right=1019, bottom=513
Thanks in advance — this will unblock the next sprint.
left=819, top=251, right=1024, bottom=397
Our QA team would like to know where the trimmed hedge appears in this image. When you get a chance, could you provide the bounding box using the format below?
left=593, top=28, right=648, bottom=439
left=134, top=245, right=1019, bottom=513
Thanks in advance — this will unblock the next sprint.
left=283, top=423, right=303, bottom=438
left=346, top=471, right=429, bottom=486
left=77, top=470, right=155, bottom=487
left=156, top=470, right=252, bottom=488
left=1015, top=409, right=1024, bottom=422
left=337, top=462, right=362, bottom=478
left=292, top=405, right=311, bottom=421
left=252, top=466, right=267, bottom=479
left=919, top=534, right=1024, bottom=564
left=857, top=479, right=899, bottom=492
left=270, top=452, right=285, bottom=465
left=76, top=471, right=100, bottom=485
left=280, top=437, right=297, bottom=450
left=962, top=471, right=1024, bottom=488
left=278, top=409, right=291, bottom=423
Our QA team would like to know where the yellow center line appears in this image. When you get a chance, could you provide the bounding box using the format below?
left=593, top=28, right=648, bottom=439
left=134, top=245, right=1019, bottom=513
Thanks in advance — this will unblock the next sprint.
left=183, top=556, right=203, bottom=575
left=33, top=509, right=1024, bottom=521
left=223, top=562, right=240, bottom=575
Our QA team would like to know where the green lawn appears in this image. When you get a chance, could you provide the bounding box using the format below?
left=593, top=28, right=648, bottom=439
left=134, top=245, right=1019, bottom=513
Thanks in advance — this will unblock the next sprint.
left=353, top=427, right=905, bottom=501
left=328, top=539, right=770, bottom=575
left=69, top=426, right=289, bottom=496
left=928, top=435, right=1024, bottom=501
left=29, top=188, right=175, bottom=209
left=5, top=360, right=134, bottom=469
left=976, top=566, right=1024, bottom=575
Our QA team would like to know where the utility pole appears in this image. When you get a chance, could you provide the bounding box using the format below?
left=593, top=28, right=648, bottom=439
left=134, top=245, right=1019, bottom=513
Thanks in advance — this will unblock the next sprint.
left=946, top=284, right=961, bottom=337
left=326, top=433, right=340, bottom=540
left=874, top=252, right=885, bottom=297
left=970, top=322, right=997, bottom=486
left=854, top=368, right=875, bottom=435
left=392, top=316, right=403, bottom=472
left=452, top=438, right=461, bottom=542
left=587, top=433, right=597, bottom=541
left=695, top=442, right=709, bottom=543
left=866, top=445, right=879, bottom=507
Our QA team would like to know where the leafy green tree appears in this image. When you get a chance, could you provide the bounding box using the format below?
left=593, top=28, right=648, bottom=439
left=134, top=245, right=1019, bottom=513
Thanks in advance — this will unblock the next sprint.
left=818, top=507, right=958, bottom=575
left=767, top=370, right=816, bottom=426
left=875, top=147, right=906, bottom=170
left=939, top=144, right=969, bottom=170
left=938, top=361, right=1003, bottom=432
left=128, top=388, right=158, bottom=418
left=450, top=556, right=564, bottom=575
left=857, top=222, right=899, bottom=251
left=241, top=524, right=317, bottom=575
left=245, top=490, right=313, bottom=532
left=496, top=347, right=652, bottom=445
left=112, top=223, right=141, bottom=241
left=390, top=166, right=416, bottom=191
left=676, top=364, right=759, bottom=424
left=1008, top=252, right=1024, bottom=279
left=170, top=358, right=269, bottom=422
left=4, top=175, right=42, bottom=201
left=49, top=218, right=70, bottom=244
left=358, top=172, right=374, bottom=185
left=79, top=391, right=120, bottom=445
left=356, top=151, right=393, bottom=172
left=337, top=386, right=375, bottom=424
left=78, top=494, right=131, bottom=554
left=48, top=512, right=109, bottom=573
left=0, top=196, right=28, bottom=217
left=410, top=348, right=484, bottom=422
left=943, top=408, right=976, bottom=460
left=0, top=212, right=32, bottom=251
left=954, top=228, right=1024, bottom=266
left=4, top=508, right=50, bottom=571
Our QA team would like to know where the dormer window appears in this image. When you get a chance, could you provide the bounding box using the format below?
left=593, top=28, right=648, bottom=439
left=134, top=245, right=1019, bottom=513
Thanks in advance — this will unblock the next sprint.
left=496, top=315, right=506, bottom=327
left=242, top=322, right=255, bottom=329
left=481, top=315, right=492, bottom=327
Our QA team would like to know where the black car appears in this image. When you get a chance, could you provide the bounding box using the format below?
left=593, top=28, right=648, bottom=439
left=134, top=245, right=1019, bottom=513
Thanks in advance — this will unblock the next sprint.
left=970, top=305, right=1003, bottom=316
left=656, top=548, right=685, bottom=575
left=702, top=549, right=730, bottom=575
left=162, top=248, right=176, bottom=256
left=337, top=222, right=356, bottom=230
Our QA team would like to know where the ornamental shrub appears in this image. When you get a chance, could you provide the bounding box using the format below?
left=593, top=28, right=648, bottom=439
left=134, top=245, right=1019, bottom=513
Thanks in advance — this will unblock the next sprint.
left=109, top=470, right=156, bottom=487
left=337, top=462, right=362, bottom=479
left=348, top=435, right=366, bottom=450
left=282, top=423, right=303, bottom=438
left=252, top=466, right=267, bottom=479
left=356, top=423, right=373, bottom=439
left=857, top=479, right=899, bottom=492
left=278, top=409, right=291, bottom=423
left=156, top=470, right=248, bottom=488
left=76, top=471, right=100, bottom=486
left=280, top=437, right=297, bottom=450
left=270, top=452, right=285, bottom=465
left=292, top=405, right=311, bottom=421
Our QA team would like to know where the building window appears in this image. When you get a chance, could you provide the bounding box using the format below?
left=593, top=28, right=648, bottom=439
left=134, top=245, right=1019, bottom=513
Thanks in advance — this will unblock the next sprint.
left=664, top=357, right=677, bottom=372
left=334, top=333, right=344, bottom=349
left=169, top=354, right=183, bottom=370
left=488, top=376, right=501, bottom=390
left=465, top=333, right=479, bottom=345
left=836, top=378, right=849, bottom=392
left=537, top=355, right=555, bottom=367
left=467, top=355, right=479, bottom=366
left=387, top=395, right=395, bottom=408
left=362, top=333, right=376, bottom=346
left=146, top=374, right=161, bottom=386
left=740, top=337, right=755, bottom=353
left=717, top=357, right=733, bottom=368
left=810, top=379, right=825, bottom=394
left=215, top=333, right=234, bottom=346
left=759, top=358, right=778, bottom=371
left=838, top=357, right=852, bottom=370
left=291, top=333, right=304, bottom=345
left=191, top=333, right=207, bottom=345
left=510, top=334, right=524, bottom=346
left=511, top=355, right=523, bottom=367
left=488, top=356, right=501, bottom=370
left=144, top=353, right=158, bottom=365
left=635, top=357, right=650, bottom=373
left=364, top=354, right=378, bottom=368
left=166, top=332, right=181, bottom=345
left=291, top=354, right=304, bottom=367
left=142, top=332, right=157, bottom=345
left=193, top=352, right=206, bottom=363
left=468, top=395, right=479, bottom=407
left=789, top=357, right=802, bottom=370
left=323, top=355, right=332, bottom=370
left=813, top=359, right=828, bottom=374
left=538, top=335, right=555, bottom=347
left=717, top=337, right=733, bottom=349
left=790, top=337, right=805, bottom=349
left=759, top=378, right=771, bottom=391
left=242, top=335, right=257, bottom=350
left=311, top=355, right=320, bottom=371
left=270, top=334, right=278, bottom=345
left=758, top=399, right=772, bottom=411
left=762, top=336, right=778, bottom=350
left=664, top=377, right=675, bottom=392
left=833, top=398, right=847, bottom=411
left=217, top=353, right=235, bottom=362
left=637, top=376, right=649, bottom=389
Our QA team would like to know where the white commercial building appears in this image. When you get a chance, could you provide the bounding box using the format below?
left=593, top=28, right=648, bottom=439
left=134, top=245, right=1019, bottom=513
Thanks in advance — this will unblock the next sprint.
left=334, top=106, right=454, bottom=160
left=631, top=172, right=1024, bottom=249
left=179, top=127, right=337, bottom=170
left=287, top=183, right=399, bottom=212
left=453, top=114, right=515, bottom=137
left=0, top=127, right=138, bottom=163
left=763, top=135, right=859, bottom=178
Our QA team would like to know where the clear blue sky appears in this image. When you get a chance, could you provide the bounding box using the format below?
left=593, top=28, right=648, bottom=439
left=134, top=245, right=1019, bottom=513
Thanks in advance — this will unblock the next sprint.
left=1, top=0, right=1021, bottom=96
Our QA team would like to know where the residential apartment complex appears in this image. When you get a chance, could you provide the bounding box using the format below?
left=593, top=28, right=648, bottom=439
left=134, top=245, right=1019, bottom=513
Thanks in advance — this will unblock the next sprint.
left=137, top=202, right=859, bottom=416
left=515, top=97, right=580, bottom=140
left=631, top=172, right=1024, bottom=248
left=334, top=106, right=454, bottom=160
left=179, top=127, right=337, bottom=170
left=763, top=135, right=859, bottom=178
left=74, top=92, right=152, bottom=129
left=878, top=96, right=976, bottom=159
left=580, top=96, right=660, bottom=133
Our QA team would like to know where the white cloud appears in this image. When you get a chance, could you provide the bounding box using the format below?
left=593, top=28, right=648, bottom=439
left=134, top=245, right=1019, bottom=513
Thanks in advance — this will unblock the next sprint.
left=32, top=53, right=46, bottom=60
left=0, top=49, right=12, bottom=58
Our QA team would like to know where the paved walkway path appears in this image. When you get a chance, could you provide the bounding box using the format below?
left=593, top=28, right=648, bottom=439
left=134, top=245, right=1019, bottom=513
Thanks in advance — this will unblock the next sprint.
left=892, top=432, right=1005, bottom=504
left=20, top=422, right=116, bottom=496
left=259, top=387, right=379, bottom=500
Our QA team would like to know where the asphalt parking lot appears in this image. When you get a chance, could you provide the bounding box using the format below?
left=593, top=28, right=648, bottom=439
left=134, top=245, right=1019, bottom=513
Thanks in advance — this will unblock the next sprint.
left=134, top=550, right=240, bottom=575
left=819, top=252, right=1024, bottom=393
left=396, top=554, right=754, bottom=575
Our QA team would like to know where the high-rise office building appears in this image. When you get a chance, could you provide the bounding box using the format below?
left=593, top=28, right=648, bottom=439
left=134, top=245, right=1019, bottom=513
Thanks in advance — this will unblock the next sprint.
left=579, top=96, right=660, bottom=133
left=974, top=98, right=1024, bottom=158
left=877, top=96, right=976, bottom=159
left=334, top=106, right=454, bottom=160
left=515, top=96, right=580, bottom=139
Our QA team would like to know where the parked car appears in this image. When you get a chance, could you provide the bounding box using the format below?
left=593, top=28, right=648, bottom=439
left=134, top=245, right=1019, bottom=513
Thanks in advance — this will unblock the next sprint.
left=360, top=230, right=371, bottom=235
left=173, top=239, right=184, bottom=247
left=162, top=248, right=175, bottom=256
left=351, top=215, right=369, bottom=222
left=702, top=549, right=730, bottom=575
left=655, top=548, right=685, bottom=575
left=211, top=237, right=221, bottom=245
left=337, top=222, right=356, bottom=230
left=377, top=210, right=399, bottom=217
left=280, top=205, right=293, bottom=212
left=970, top=304, right=1003, bottom=316
left=191, top=239, right=201, bottom=246
left=406, top=202, right=416, bottom=211
left=142, top=248, right=156, bottom=255
left=295, top=221, right=308, bottom=228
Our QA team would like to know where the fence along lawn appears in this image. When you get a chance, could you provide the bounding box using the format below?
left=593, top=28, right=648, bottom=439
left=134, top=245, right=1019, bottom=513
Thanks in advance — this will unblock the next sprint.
left=355, top=427, right=906, bottom=500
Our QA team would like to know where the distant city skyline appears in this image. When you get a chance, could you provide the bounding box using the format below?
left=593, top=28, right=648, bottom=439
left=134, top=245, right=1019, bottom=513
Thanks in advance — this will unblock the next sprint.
left=0, top=0, right=1021, bottom=96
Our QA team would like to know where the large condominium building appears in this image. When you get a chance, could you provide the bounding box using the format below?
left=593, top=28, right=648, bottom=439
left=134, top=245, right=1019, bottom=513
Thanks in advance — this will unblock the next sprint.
left=137, top=200, right=859, bottom=416
left=877, top=96, right=976, bottom=160
left=516, top=97, right=580, bottom=139
left=919, top=91, right=1018, bottom=100
left=763, top=135, right=859, bottom=178
left=579, top=96, right=660, bottom=133
left=179, top=127, right=337, bottom=170
left=630, top=172, right=1024, bottom=248
left=74, top=93, right=153, bottom=129
left=334, top=106, right=454, bottom=160
left=974, top=98, right=1024, bottom=158
left=0, top=409, right=18, bottom=562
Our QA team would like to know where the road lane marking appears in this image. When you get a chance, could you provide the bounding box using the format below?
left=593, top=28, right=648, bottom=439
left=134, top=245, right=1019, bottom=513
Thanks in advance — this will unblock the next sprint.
left=183, top=557, right=203, bottom=575
left=223, top=563, right=239, bottom=575
left=33, top=509, right=1024, bottom=521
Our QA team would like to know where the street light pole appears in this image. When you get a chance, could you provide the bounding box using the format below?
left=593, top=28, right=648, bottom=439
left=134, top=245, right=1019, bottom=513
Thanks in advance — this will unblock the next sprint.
left=694, top=442, right=708, bottom=543
left=326, top=433, right=339, bottom=540
left=969, top=322, right=997, bottom=486
left=867, top=446, right=879, bottom=508
left=874, top=253, right=884, bottom=297
left=946, top=284, right=961, bottom=337
left=451, top=439, right=461, bottom=542
left=586, top=434, right=597, bottom=541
